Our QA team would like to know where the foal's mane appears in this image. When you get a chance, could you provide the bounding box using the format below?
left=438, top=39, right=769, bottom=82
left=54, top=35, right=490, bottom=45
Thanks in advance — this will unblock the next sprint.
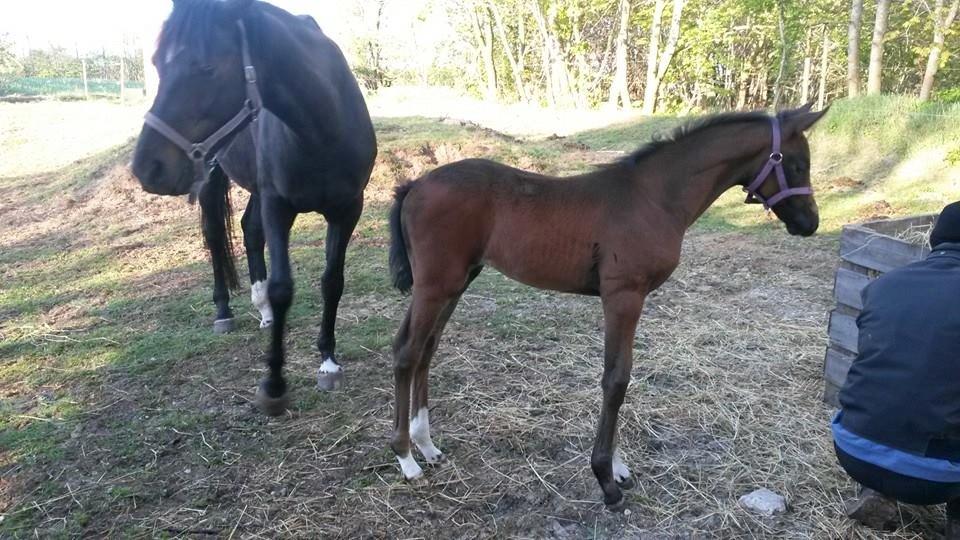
left=621, top=110, right=782, bottom=166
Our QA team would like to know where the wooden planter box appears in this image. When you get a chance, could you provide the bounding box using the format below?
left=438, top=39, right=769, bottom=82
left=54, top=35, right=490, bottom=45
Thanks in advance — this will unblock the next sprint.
left=823, top=214, right=937, bottom=406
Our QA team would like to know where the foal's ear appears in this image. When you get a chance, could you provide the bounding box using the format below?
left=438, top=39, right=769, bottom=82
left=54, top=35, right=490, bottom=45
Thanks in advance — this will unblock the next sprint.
left=225, top=0, right=255, bottom=18
left=784, top=106, right=829, bottom=135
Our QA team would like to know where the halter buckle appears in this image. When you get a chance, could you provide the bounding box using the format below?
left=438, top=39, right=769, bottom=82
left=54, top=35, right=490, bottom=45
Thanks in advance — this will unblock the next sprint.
left=245, top=65, right=258, bottom=84
left=190, top=145, right=206, bottom=161
left=769, top=152, right=783, bottom=164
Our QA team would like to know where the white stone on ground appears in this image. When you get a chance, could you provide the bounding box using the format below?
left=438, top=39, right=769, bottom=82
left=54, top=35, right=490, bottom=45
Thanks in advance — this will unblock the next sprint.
left=738, top=488, right=787, bottom=516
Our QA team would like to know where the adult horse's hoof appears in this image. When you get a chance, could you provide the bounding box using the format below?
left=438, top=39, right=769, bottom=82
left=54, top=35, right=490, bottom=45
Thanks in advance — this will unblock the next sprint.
left=213, top=318, right=235, bottom=334
left=604, top=492, right=627, bottom=513
left=316, top=369, right=345, bottom=391
left=616, top=476, right=636, bottom=490
left=254, top=384, right=290, bottom=417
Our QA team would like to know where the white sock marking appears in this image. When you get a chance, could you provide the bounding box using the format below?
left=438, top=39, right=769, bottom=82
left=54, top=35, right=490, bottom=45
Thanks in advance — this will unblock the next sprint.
left=397, top=452, right=424, bottom=480
left=613, top=450, right=631, bottom=482
left=250, top=280, right=273, bottom=328
left=410, top=407, right=443, bottom=463
left=319, top=357, right=342, bottom=374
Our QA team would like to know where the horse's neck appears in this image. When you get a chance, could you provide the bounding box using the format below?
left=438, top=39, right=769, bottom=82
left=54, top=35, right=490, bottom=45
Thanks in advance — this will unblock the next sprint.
left=641, top=123, right=770, bottom=231
left=248, top=10, right=330, bottom=148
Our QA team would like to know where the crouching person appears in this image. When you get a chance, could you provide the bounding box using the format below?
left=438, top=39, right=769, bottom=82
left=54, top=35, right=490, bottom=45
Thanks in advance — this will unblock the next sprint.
left=833, top=201, right=960, bottom=536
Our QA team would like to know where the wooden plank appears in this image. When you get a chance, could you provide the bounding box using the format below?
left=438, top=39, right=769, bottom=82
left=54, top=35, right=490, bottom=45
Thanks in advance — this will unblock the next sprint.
left=828, top=310, right=858, bottom=354
left=823, top=380, right=841, bottom=408
left=840, top=226, right=928, bottom=273
left=858, top=214, right=937, bottom=236
left=833, top=267, right=871, bottom=311
left=824, top=346, right=856, bottom=387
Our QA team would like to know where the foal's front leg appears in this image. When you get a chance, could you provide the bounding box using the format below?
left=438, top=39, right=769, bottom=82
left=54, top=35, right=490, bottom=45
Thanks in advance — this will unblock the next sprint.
left=591, top=290, right=644, bottom=509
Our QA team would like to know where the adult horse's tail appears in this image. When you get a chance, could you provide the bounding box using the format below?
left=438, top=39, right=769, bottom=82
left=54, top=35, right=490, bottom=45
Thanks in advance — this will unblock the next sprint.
left=200, top=165, right=239, bottom=291
left=389, top=182, right=415, bottom=293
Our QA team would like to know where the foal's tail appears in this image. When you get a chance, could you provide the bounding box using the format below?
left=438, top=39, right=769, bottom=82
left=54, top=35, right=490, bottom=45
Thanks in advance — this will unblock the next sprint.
left=389, top=182, right=415, bottom=293
left=199, top=165, right=239, bottom=290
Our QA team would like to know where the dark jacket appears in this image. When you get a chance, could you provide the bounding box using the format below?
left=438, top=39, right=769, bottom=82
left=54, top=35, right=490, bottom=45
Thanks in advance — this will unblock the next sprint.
left=839, top=243, right=960, bottom=459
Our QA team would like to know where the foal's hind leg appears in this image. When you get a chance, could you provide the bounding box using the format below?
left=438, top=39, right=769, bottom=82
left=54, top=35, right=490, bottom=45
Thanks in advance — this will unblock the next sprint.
left=241, top=194, right=272, bottom=328
left=316, top=199, right=363, bottom=391
left=392, top=290, right=456, bottom=481
left=591, top=290, right=645, bottom=509
left=410, top=267, right=481, bottom=465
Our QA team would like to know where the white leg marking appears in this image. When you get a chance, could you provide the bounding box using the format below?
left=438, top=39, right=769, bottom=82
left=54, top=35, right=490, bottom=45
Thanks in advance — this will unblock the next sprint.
left=613, top=450, right=631, bottom=483
left=410, top=407, right=444, bottom=463
left=251, top=280, right=273, bottom=328
left=319, top=357, right=342, bottom=374
left=397, top=452, right=424, bottom=480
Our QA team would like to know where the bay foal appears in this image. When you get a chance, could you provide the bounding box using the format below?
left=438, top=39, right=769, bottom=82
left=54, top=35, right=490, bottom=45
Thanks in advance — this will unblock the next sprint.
left=387, top=106, right=827, bottom=508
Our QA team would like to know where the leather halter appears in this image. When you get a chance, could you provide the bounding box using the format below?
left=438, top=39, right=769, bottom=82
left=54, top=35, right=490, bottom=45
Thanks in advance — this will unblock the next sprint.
left=743, top=116, right=813, bottom=209
left=143, top=20, right=261, bottom=200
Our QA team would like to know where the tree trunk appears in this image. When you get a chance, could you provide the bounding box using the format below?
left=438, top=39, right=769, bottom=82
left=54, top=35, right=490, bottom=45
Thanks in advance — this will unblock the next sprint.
left=477, top=6, right=497, bottom=101
left=643, top=0, right=685, bottom=114
left=818, top=26, right=831, bottom=110
left=608, top=0, right=632, bottom=108
left=771, top=0, right=789, bottom=108
left=920, top=0, right=959, bottom=100
left=488, top=1, right=528, bottom=103
left=847, top=0, right=863, bottom=97
left=737, top=64, right=750, bottom=109
left=119, top=53, right=126, bottom=104
left=642, top=0, right=666, bottom=114
left=866, top=0, right=891, bottom=95
left=82, top=58, right=89, bottom=100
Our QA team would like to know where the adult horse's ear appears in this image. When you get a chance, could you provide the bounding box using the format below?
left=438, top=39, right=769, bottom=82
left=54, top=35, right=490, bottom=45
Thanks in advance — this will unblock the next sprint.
left=784, top=107, right=829, bottom=135
left=225, top=0, right=254, bottom=18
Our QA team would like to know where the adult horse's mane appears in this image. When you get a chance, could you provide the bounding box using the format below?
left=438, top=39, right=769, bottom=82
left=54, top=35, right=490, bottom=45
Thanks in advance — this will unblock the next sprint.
left=154, top=0, right=226, bottom=64
left=621, top=110, right=782, bottom=166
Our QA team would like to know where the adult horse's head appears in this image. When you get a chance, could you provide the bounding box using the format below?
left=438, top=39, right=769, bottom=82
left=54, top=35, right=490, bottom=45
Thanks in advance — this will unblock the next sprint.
left=132, top=0, right=257, bottom=196
left=743, top=104, right=828, bottom=237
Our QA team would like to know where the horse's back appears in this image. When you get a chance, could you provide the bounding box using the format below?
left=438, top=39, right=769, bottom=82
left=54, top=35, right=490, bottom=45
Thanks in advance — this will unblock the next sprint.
left=403, top=158, right=607, bottom=294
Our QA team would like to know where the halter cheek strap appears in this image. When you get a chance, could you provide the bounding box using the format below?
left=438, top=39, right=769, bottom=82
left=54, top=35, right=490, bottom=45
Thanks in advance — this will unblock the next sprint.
left=743, top=116, right=813, bottom=209
left=143, top=20, right=261, bottom=201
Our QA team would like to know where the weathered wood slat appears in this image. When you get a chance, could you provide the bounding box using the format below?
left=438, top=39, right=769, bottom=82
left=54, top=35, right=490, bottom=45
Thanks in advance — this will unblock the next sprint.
left=840, top=226, right=929, bottom=273
left=828, top=310, right=858, bottom=354
left=834, top=267, right=872, bottom=311
left=824, top=346, right=856, bottom=387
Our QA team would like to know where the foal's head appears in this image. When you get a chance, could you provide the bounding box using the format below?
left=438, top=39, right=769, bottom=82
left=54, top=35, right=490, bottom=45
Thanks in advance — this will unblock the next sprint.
left=748, top=105, right=828, bottom=237
left=132, top=0, right=256, bottom=196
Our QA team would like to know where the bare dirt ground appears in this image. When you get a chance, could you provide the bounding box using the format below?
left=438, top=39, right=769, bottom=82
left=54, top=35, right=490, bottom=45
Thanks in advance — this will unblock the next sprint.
left=0, top=100, right=945, bottom=539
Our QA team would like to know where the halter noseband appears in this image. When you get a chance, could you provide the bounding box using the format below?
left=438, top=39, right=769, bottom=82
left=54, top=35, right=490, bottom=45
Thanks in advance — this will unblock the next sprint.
left=743, top=116, right=813, bottom=209
left=143, top=20, right=261, bottom=201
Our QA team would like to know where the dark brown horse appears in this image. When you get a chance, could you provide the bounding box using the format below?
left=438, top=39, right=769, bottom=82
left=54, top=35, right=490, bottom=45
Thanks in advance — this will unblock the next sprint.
left=387, top=106, right=827, bottom=508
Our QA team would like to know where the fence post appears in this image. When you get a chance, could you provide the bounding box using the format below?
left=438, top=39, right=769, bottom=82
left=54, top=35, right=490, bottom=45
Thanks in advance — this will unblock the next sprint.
left=81, top=58, right=89, bottom=99
left=120, top=55, right=126, bottom=103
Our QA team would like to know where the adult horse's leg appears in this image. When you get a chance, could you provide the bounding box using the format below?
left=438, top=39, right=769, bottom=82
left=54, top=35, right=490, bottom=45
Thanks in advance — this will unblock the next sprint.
left=316, top=199, right=363, bottom=391
left=591, top=289, right=645, bottom=510
left=409, top=266, right=482, bottom=465
left=392, top=289, right=455, bottom=481
left=199, top=167, right=239, bottom=334
left=241, top=194, right=272, bottom=328
left=254, top=194, right=297, bottom=416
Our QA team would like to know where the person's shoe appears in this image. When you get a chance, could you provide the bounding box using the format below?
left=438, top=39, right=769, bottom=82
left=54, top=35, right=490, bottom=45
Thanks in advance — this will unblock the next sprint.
left=844, top=487, right=898, bottom=530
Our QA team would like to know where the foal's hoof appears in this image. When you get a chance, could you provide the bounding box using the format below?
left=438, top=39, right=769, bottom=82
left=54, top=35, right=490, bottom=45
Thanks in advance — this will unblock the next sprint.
left=316, top=369, right=344, bottom=392
left=254, top=385, right=290, bottom=417
left=213, top=318, right=235, bottom=334
left=616, top=476, right=636, bottom=490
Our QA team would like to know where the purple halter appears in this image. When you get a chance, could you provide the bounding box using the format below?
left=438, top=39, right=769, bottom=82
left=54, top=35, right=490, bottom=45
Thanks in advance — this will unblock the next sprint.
left=143, top=20, right=261, bottom=200
left=743, top=116, right=813, bottom=209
